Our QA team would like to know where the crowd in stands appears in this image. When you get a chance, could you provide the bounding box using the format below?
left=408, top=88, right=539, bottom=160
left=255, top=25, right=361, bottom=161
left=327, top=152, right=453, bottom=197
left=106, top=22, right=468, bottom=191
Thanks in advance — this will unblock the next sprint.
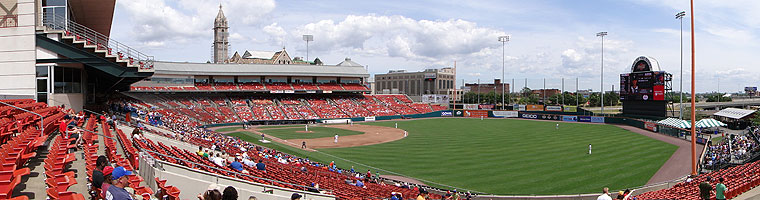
left=124, top=93, right=447, bottom=125
left=130, top=83, right=370, bottom=92
left=703, top=133, right=759, bottom=170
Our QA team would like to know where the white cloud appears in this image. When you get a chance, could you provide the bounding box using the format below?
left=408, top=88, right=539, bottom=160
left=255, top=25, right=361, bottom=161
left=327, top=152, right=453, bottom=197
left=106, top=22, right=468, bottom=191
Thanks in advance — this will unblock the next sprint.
left=115, top=0, right=275, bottom=47
left=263, top=23, right=287, bottom=46
left=292, top=15, right=506, bottom=60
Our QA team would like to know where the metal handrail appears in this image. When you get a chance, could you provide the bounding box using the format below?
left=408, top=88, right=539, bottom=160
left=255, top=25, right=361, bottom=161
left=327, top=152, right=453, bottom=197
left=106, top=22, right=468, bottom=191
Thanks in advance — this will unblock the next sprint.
left=0, top=101, right=44, bottom=137
left=41, top=12, right=154, bottom=71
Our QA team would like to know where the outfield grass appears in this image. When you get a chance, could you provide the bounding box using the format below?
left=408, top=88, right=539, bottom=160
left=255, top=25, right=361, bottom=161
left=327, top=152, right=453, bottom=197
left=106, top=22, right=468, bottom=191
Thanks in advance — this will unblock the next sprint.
left=215, top=126, right=242, bottom=132
left=258, top=127, right=364, bottom=140
left=256, top=125, right=307, bottom=129
left=229, top=118, right=677, bottom=195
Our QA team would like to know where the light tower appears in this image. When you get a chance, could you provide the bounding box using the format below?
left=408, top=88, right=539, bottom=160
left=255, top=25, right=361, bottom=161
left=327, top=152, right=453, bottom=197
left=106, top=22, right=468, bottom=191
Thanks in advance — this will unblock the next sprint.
left=303, top=35, right=313, bottom=61
left=498, top=35, right=510, bottom=110
left=596, top=31, right=607, bottom=114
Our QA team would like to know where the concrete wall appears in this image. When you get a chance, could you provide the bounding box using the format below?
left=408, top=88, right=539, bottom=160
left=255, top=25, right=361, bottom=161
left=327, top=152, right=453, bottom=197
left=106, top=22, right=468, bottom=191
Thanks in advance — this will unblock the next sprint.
left=0, top=0, right=37, bottom=99
left=50, top=93, right=83, bottom=111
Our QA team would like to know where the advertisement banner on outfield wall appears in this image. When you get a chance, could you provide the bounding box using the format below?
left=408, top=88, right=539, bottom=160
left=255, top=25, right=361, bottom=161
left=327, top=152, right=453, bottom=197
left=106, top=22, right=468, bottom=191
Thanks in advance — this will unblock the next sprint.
left=441, top=111, right=453, bottom=117
left=578, top=116, right=592, bottom=122
left=591, top=117, right=605, bottom=123
left=493, top=111, right=519, bottom=118
left=520, top=113, right=539, bottom=119
left=463, top=104, right=479, bottom=110
left=526, top=105, right=544, bottom=111
left=562, top=115, right=578, bottom=122
left=539, top=114, right=560, bottom=121
left=454, top=110, right=464, bottom=117
left=464, top=110, right=488, bottom=118
left=546, top=106, right=563, bottom=111
left=365, top=116, right=376, bottom=122
left=563, top=106, right=578, bottom=112
left=478, top=104, right=495, bottom=110
left=645, top=122, right=658, bottom=132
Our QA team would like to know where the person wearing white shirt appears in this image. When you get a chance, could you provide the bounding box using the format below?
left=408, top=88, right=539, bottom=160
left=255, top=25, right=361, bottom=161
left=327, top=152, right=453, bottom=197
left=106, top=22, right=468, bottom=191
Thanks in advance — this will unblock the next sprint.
left=214, top=154, right=225, bottom=167
left=597, top=187, right=612, bottom=200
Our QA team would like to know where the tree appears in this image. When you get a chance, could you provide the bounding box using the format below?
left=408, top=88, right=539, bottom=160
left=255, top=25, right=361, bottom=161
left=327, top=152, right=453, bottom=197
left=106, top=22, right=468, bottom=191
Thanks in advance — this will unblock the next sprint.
left=682, top=107, right=706, bottom=121
left=603, top=91, right=620, bottom=106
left=751, top=113, right=760, bottom=126
left=520, top=87, right=532, bottom=97
left=706, top=93, right=732, bottom=102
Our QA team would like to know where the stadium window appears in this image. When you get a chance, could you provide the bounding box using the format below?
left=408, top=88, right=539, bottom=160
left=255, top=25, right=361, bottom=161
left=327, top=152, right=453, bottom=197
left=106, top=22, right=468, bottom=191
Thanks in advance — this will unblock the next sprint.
left=53, top=67, right=81, bottom=94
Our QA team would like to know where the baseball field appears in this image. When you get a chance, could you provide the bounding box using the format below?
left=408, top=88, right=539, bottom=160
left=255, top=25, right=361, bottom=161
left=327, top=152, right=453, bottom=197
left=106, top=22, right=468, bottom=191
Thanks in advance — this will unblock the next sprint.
left=227, top=118, right=678, bottom=195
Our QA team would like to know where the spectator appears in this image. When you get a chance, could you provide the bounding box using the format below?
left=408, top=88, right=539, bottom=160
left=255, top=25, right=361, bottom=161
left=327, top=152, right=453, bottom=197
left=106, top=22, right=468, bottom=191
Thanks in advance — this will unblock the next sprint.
left=106, top=166, right=134, bottom=200
left=416, top=189, right=429, bottom=200
left=242, top=156, right=255, bottom=167
left=92, top=155, right=109, bottom=189
left=229, top=157, right=244, bottom=172
left=596, top=187, right=612, bottom=200
left=307, top=183, right=320, bottom=193
left=214, top=153, right=225, bottom=167
left=291, top=193, right=302, bottom=200
left=197, top=147, right=205, bottom=157
left=699, top=177, right=714, bottom=200
left=355, top=179, right=364, bottom=188
left=716, top=177, right=727, bottom=200
left=100, top=166, right=114, bottom=199
left=247, top=196, right=257, bottom=200
left=198, top=184, right=221, bottom=200
left=222, top=186, right=238, bottom=200
left=255, top=159, right=266, bottom=171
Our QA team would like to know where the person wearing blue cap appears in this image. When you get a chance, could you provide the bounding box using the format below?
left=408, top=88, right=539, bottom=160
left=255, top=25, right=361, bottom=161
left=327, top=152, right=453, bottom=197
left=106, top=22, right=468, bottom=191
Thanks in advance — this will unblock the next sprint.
left=106, top=166, right=134, bottom=200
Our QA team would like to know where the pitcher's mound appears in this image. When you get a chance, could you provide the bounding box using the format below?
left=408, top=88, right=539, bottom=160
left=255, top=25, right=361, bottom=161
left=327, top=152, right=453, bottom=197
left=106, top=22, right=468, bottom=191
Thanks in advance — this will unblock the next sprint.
left=296, top=131, right=314, bottom=133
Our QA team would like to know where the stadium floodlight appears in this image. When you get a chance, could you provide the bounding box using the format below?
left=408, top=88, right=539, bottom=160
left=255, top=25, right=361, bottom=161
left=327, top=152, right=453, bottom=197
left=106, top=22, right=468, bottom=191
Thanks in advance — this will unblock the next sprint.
left=676, top=11, right=686, bottom=119
left=596, top=32, right=607, bottom=115
left=303, top=35, right=313, bottom=61
left=498, top=35, right=510, bottom=110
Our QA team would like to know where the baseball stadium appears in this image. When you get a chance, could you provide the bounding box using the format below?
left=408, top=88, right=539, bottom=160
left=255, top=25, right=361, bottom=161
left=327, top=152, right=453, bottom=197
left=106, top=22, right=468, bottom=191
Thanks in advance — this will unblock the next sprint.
left=1, top=1, right=759, bottom=200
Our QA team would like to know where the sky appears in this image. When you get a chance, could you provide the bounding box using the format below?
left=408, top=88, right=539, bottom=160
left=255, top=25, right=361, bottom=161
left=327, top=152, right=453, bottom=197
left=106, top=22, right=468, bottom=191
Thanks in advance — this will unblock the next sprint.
left=110, top=0, right=760, bottom=93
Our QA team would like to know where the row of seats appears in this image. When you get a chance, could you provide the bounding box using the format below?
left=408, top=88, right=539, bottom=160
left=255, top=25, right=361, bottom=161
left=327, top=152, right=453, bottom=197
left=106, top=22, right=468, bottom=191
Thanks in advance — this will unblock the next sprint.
left=0, top=99, right=66, bottom=200
left=132, top=94, right=449, bottom=124
left=635, top=160, right=760, bottom=199
left=131, top=83, right=370, bottom=92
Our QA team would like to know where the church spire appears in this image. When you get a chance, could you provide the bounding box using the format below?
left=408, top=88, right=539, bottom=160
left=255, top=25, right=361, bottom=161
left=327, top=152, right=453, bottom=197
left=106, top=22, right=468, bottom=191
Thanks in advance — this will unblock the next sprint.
left=213, top=4, right=229, bottom=64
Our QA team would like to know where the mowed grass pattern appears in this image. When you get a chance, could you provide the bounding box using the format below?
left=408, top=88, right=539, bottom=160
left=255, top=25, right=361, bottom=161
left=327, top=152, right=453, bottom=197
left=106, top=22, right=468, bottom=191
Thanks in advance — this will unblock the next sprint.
left=259, top=127, right=364, bottom=140
left=229, top=118, right=677, bottom=195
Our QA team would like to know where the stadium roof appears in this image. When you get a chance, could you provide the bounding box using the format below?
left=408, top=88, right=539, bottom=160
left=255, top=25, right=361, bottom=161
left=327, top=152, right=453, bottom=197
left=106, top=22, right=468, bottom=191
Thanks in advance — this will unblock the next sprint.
left=68, top=0, right=116, bottom=36
left=657, top=118, right=690, bottom=129
left=337, top=58, right=362, bottom=67
left=243, top=50, right=276, bottom=59
left=153, top=61, right=369, bottom=77
left=713, top=108, right=756, bottom=119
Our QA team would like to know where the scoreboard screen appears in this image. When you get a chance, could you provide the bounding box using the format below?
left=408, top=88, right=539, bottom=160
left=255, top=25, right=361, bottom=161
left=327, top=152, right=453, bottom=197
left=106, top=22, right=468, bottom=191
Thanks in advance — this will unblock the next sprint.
left=620, top=71, right=669, bottom=101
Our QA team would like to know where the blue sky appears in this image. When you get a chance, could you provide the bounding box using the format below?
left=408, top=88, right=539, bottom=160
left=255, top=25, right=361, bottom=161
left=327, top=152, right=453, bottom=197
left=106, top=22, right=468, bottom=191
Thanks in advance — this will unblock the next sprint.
left=110, top=0, right=760, bottom=93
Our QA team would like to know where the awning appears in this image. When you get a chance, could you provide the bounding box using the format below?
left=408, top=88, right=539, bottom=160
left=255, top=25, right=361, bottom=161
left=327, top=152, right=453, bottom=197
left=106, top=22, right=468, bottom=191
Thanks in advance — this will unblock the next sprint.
left=657, top=118, right=691, bottom=129
left=696, top=118, right=727, bottom=128
left=713, top=108, right=756, bottom=120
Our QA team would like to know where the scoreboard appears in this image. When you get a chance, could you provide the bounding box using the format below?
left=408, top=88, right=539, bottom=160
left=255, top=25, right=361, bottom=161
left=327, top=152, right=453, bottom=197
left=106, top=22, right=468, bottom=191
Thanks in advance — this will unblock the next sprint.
left=619, top=71, right=670, bottom=101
